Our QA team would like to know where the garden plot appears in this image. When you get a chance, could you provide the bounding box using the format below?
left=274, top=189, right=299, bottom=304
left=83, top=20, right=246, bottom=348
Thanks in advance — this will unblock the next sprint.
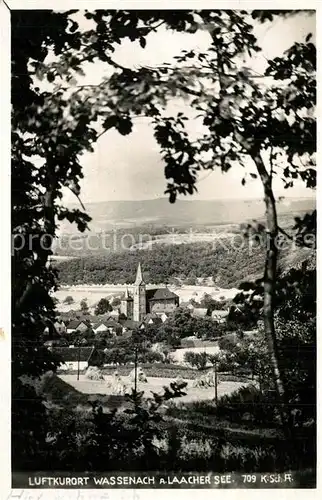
left=58, top=374, right=247, bottom=404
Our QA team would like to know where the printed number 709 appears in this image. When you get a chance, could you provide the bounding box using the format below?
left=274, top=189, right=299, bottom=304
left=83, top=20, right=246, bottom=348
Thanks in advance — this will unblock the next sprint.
left=242, top=475, right=257, bottom=483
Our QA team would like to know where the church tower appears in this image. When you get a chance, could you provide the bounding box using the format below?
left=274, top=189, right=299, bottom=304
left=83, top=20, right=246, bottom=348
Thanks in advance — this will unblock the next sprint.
left=133, top=262, right=146, bottom=322
left=120, top=287, right=133, bottom=319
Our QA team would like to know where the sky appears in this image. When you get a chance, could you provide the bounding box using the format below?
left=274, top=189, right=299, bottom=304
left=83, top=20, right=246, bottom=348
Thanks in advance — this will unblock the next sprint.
left=61, top=11, right=316, bottom=204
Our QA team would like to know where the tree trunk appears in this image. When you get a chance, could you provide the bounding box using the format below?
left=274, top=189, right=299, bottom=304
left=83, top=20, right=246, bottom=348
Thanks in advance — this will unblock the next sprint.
left=208, top=31, right=290, bottom=436
left=252, top=152, right=290, bottom=435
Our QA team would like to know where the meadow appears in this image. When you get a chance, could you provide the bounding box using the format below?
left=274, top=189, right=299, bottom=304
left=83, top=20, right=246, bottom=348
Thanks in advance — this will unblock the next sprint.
left=58, top=373, right=247, bottom=404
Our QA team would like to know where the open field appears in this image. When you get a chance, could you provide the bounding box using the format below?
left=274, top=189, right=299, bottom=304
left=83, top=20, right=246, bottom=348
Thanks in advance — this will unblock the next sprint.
left=129, top=231, right=236, bottom=250
left=59, top=374, right=247, bottom=404
left=54, top=283, right=239, bottom=311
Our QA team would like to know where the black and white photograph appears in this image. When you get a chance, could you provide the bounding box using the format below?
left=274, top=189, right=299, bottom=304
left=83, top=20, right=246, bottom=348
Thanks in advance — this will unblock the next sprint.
left=3, top=1, right=317, bottom=493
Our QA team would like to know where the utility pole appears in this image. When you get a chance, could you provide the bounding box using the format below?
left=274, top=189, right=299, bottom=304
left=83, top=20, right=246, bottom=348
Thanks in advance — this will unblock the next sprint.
left=134, top=346, right=138, bottom=393
left=214, top=360, right=218, bottom=405
left=77, top=341, right=81, bottom=381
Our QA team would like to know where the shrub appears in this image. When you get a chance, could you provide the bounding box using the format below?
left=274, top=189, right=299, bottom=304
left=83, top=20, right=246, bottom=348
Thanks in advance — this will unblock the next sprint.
left=63, top=295, right=74, bottom=305
left=184, top=351, right=208, bottom=370
left=139, top=350, right=164, bottom=364
left=180, top=436, right=213, bottom=460
left=216, top=385, right=279, bottom=426
left=219, top=442, right=279, bottom=472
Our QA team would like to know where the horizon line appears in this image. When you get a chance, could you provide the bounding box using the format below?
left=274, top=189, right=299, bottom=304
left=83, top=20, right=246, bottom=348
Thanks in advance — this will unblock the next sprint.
left=66, top=194, right=316, bottom=206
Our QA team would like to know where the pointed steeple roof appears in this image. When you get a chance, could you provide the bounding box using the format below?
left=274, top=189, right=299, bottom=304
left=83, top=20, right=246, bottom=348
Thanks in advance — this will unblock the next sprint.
left=134, top=262, right=145, bottom=285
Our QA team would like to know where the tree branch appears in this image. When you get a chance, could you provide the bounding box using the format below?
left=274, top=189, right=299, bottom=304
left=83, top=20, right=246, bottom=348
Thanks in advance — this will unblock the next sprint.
left=269, top=146, right=274, bottom=183
left=278, top=225, right=315, bottom=249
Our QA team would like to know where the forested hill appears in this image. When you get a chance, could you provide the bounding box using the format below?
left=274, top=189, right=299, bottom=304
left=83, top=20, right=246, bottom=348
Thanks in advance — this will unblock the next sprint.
left=55, top=241, right=315, bottom=289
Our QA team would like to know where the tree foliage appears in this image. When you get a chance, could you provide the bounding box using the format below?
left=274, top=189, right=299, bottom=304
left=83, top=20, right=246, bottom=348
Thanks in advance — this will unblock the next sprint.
left=63, top=295, right=74, bottom=305
left=80, top=299, right=90, bottom=315
left=94, top=297, right=112, bottom=315
left=12, top=8, right=315, bottom=467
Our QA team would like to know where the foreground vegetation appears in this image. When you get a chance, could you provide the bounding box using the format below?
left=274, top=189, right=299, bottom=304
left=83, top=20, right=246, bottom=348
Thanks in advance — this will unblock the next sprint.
left=14, top=376, right=315, bottom=476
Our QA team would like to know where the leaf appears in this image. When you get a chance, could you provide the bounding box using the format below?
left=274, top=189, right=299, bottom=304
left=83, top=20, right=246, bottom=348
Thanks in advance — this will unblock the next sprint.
left=250, top=173, right=257, bottom=179
left=102, top=116, right=118, bottom=130
left=241, top=178, right=246, bottom=186
left=139, top=36, right=146, bottom=49
left=305, top=33, right=312, bottom=42
left=116, top=116, right=133, bottom=136
left=69, top=20, right=78, bottom=33
left=47, top=72, right=55, bottom=83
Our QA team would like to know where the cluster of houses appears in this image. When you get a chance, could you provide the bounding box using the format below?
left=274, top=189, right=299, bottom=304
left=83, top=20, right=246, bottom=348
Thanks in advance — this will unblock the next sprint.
left=45, top=310, right=168, bottom=342
left=45, top=304, right=230, bottom=342
left=45, top=264, right=232, bottom=354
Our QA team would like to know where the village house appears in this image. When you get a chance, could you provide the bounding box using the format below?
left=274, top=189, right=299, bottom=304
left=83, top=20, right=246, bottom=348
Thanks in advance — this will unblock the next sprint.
left=53, top=346, right=102, bottom=371
left=139, top=313, right=163, bottom=328
left=66, top=319, right=90, bottom=334
left=54, top=320, right=67, bottom=335
left=119, top=319, right=140, bottom=334
left=92, top=318, right=122, bottom=336
left=160, top=312, right=170, bottom=323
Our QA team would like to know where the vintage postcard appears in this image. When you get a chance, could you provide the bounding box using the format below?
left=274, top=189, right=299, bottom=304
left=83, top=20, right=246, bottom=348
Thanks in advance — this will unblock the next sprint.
left=1, top=0, right=319, bottom=497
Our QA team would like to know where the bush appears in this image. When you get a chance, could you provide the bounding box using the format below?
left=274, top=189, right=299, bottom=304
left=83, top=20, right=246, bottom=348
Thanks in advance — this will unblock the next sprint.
left=216, top=385, right=279, bottom=426
left=138, top=350, right=164, bottom=364
left=184, top=351, right=208, bottom=370
left=63, top=295, right=74, bottom=305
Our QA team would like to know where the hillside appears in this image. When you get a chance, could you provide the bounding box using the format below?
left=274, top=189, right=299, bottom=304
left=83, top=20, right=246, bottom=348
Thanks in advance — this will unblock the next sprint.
left=54, top=196, right=315, bottom=288
left=58, top=197, right=315, bottom=233
left=54, top=240, right=315, bottom=289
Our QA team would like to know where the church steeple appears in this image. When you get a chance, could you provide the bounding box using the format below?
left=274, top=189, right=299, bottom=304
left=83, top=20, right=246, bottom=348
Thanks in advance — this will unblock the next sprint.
left=134, top=262, right=144, bottom=285
left=133, top=262, right=146, bottom=322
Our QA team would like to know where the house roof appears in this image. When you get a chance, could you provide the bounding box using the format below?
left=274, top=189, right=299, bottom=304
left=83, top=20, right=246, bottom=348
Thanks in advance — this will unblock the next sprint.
left=120, top=319, right=140, bottom=330
left=148, top=288, right=179, bottom=301
left=52, top=346, right=96, bottom=362
left=141, top=313, right=163, bottom=325
left=93, top=319, right=120, bottom=329
left=67, top=319, right=89, bottom=330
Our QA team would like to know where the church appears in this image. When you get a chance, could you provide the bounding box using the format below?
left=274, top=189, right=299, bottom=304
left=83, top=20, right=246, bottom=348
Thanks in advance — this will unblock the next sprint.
left=120, top=263, right=180, bottom=322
